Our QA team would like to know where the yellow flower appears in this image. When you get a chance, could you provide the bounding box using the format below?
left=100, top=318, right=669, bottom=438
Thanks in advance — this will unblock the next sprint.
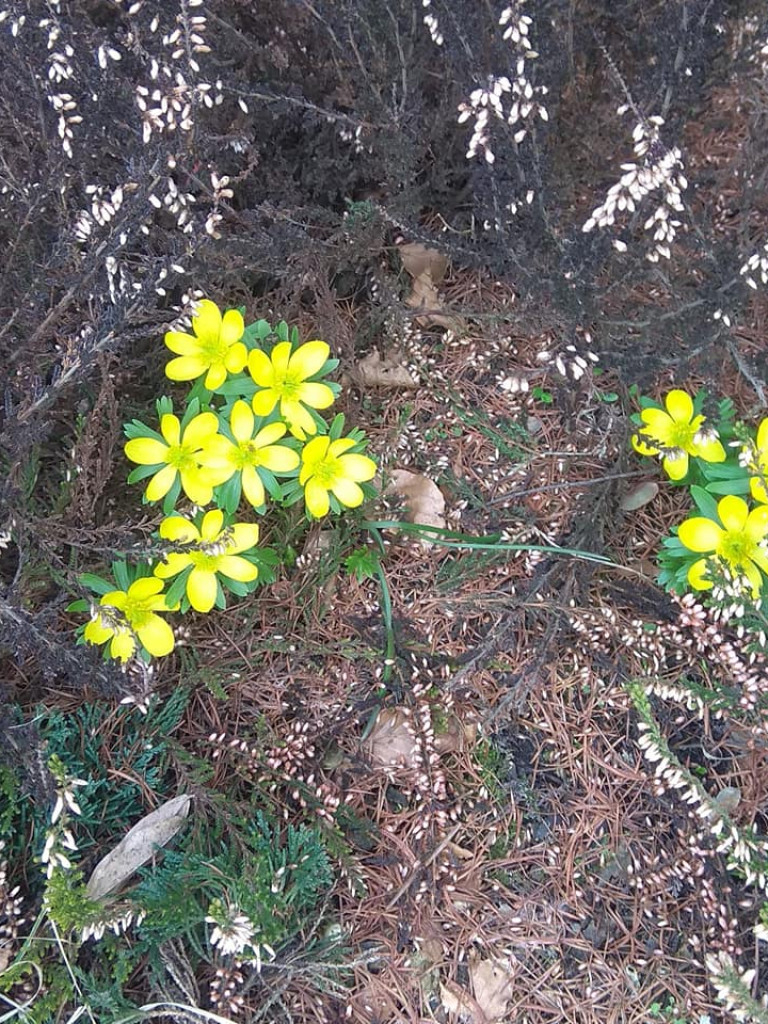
left=200, top=400, right=300, bottom=509
left=125, top=411, right=225, bottom=505
left=747, top=418, right=768, bottom=504
left=84, top=577, right=176, bottom=661
left=678, top=494, right=768, bottom=597
left=300, top=436, right=376, bottom=518
left=165, top=300, right=247, bottom=390
left=631, top=389, right=725, bottom=481
left=154, top=509, right=260, bottom=613
left=249, top=340, right=335, bottom=440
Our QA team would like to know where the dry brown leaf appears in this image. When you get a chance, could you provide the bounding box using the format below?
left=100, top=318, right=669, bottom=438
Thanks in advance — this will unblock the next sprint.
left=471, top=959, right=515, bottom=1021
left=354, top=349, right=418, bottom=389
left=433, top=714, right=478, bottom=754
left=619, top=480, right=659, bottom=511
left=86, top=794, right=191, bottom=901
left=386, top=469, right=446, bottom=544
left=361, top=707, right=419, bottom=769
left=398, top=241, right=448, bottom=283
left=398, top=241, right=460, bottom=330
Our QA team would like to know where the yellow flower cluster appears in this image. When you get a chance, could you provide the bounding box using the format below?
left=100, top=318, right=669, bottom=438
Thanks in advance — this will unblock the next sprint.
left=79, top=300, right=377, bottom=665
left=632, top=388, right=768, bottom=599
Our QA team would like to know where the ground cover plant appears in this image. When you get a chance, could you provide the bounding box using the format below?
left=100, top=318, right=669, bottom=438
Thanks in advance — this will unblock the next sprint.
left=6, top=1, right=768, bottom=1022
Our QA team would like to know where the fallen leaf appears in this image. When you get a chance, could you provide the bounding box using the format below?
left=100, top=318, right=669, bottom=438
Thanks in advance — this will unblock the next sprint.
left=398, top=241, right=459, bottom=331
left=386, top=469, right=446, bottom=544
left=399, top=242, right=448, bottom=283
left=354, top=349, right=418, bottom=389
left=619, top=480, right=659, bottom=511
left=471, top=959, right=515, bottom=1021
left=433, top=714, right=478, bottom=754
left=362, top=707, right=419, bottom=770
left=86, top=794, right=191, bottom=901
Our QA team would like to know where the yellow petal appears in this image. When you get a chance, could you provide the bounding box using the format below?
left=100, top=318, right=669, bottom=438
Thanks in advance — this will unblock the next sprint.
left=137, top=615, right=175, bottom=657
left=159, top=516, right=200, bottom=543
left=128, top=577, right=165, bottom=601
left=164, top=331, right=198, bottom=355
left=231, top=400, right=254, bottom=442
left=297, top=381, right=335, bottom=410
left=331, top=477, right=363, bottom=508
left=248, top=348, right=274, bottom=387
left=328, top=438, right=357, bottom=458
left=289, top=340, right=330, bottom=380
left=253, top=421, right=287, bottom=446
left=687, top=557, right=714, bottom=591
left=100, top=590, right=128, bottom=610
left=746, top=505, right=768, bottom=541
left=204, top=364, right=228, bottom=390
left=201, top=509, right=225, bottom=541
left=258, top=445, right=300, bottom=473
left=640, top=408, right=674, bottom=443
left=338, top=453, right=377, bottom=482
left=229, top=522, right=260, bottom=552
left=252, top=389, right=278, bottom=417
left=678, top=517, right=723, bottom=553
left=221, top=309, right=245, bottom=346
left=718, top=495, right=748, bottom=533
left=695, top=437, right=725, bottom=463
left=271, top=342, right=292, bottom=377
left=631, top=433, right=659, bottom=457
left=225, top=342, right=247, bottom=374
left=280, top=399, right=316, bottom=439
left=84, top=618, right=113, bottom=645
left=241, top=465, right=265, bottom=508
left=218, top=554, right=259, bottom=582
left=758, top=418, right=768, bottom=452
left=192, top=299, right=222, bottom=342
left=166, top=355, right=208, bottom=382
left=154, top=552, right=192, bottom=578
left=179, top=467, right=213, bottom=505
left=160, top=414, right=181, bottom=446
left=743, top=560, right=764, bottom=598
left=110, top=629, right=136, bottom=662
left=125, top=437, right=168, bottom=465
left=182, top=412, right=219, bottom=448
left=751, top=477, right=768, bottom=505
left=145, top=464, right=178, bottom=502
left=662, top=451, right=689, bottom=481
left=304, top=479, right=330, bottom=518
left=187, top=569, right=218, bottom=612
left=664, top=389, right=694, bottom=423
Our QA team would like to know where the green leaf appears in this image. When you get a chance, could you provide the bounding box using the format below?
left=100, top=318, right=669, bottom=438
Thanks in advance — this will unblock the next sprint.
left=216, top=473, right=242, bottom=515
left=259, top=467, right=282, bottom=502
left=162, top=477, right=182, bottom=514
left=690, top=485, right=719, bottom=520
left=186, top=378, right=213, bottom=407
left=127, top=464, right=160, bottom=485
left=79, top=573, right=115, bottom=595
left=705, top=479, right=751, bottom=495
left=124, top=420, right=164, bottom=442
left=67, top=598, right=90, bottom=612
left=164, top=568, right=192, bottom=610
left=345, top=547, right=381, bottom=582
left=328, top=413, right=346, bottom=440
left=276, top=322, right=289, bottom=342
left=214, top=375, right=257, bottom=399
left=112, top=562, right=130, bottom=591
left=180, top=397, right=201, bottom=429
left=221, top=577, right=252, bottom=598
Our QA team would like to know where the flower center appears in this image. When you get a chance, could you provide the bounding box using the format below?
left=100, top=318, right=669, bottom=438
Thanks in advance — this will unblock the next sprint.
left=122, top=596, right=152, bottom=629
left=719, top=531, right=753, bottom=567
left=238, top=440, right=266, bottom=467
left=669, top=422, right=695, bottom=450
left=189, top=551, right=222, bottom=572
left=275, top=370, right=303, bottom=401
left=312, top=458, right=339, bottom=487
left=200, top=335, right=230, bottom=365
left=167, top=442, right=199, bottom=471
